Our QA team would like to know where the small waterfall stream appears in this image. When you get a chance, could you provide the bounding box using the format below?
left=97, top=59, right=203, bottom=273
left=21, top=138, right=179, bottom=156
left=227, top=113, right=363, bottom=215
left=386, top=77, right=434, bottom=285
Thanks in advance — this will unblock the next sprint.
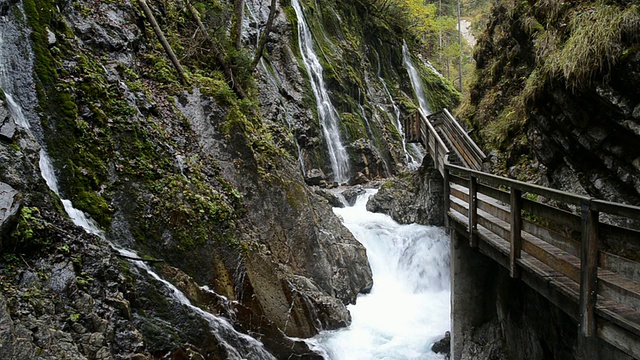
left=292, top=0, right=350, bottom=183
left=309, top=190, right=451, bottom=358
left=378, top=77, right=423, bottom=168
left=1, top=5, right=276, bottom=357
left=402, top=42, right=432, bottom=116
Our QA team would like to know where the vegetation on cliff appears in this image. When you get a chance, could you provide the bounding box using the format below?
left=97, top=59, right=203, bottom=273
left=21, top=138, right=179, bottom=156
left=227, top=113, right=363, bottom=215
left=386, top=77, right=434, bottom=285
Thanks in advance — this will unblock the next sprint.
left=460, top=0, right=640, bottom=186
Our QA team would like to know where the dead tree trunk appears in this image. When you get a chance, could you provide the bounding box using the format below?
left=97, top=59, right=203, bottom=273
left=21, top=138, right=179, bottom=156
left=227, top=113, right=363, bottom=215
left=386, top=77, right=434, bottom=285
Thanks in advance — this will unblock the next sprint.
left=251, top=0, right=278, bottom=69
left=137, top=0, right=189, bottom=85
left=232, top=0, right=245, bottom=50
left=185, top=0, right=247, bottom=99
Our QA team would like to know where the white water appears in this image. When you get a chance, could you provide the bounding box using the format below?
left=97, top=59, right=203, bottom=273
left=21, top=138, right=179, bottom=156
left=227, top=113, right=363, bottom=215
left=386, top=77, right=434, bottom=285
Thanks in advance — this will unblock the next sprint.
left=292, top=0, right=350, bottom=183
left=402, top=42, right=432, bottom=117
left=310, top=190, right=450, bottom=359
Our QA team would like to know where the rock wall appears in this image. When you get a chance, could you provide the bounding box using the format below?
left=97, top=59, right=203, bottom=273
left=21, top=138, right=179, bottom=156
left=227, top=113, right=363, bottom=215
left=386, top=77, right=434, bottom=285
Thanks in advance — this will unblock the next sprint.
left=463, top=0, right=640, bottom=207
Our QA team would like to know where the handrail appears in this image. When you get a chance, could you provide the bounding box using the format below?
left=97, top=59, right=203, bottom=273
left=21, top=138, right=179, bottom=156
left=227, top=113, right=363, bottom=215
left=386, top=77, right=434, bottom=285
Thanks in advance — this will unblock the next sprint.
left=446, top=163, right=591, bottom=207
left=419, top=109, right=450, bottom=155
left=443, top=108, right=486, bottom=160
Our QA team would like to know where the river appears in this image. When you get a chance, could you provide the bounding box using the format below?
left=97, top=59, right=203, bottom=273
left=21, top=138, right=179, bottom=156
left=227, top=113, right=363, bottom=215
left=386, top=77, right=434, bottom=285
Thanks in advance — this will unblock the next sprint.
left=310, top=190, right=451, bottom=359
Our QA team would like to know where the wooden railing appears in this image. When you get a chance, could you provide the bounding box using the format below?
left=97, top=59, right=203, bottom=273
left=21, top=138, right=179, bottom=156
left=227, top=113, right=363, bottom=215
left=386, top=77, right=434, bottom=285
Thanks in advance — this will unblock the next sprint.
left=428, top=109, right=486, bottom=171
left=403, top=109, right=450, bottom=174
left=404, top=107, right=640, bottom=358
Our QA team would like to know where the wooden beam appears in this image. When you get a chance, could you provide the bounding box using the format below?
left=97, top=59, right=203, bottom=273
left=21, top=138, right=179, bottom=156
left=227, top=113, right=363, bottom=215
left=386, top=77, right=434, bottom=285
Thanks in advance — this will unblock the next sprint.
left=580, top=200, right=599, bottom=337
left=510, top=187, right=522, bottom=278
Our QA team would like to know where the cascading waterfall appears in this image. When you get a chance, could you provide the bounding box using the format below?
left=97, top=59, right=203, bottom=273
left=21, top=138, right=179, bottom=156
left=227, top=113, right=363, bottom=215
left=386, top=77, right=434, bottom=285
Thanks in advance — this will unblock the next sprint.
left=402, top=41, right=432, bottom=116
left=1, top=7, right=276, bottom=358
left=292, top=0, right=350, bottom=183
left=378, top=77, right=424, bottom=168
left=309, top=190, right=450, bottom=358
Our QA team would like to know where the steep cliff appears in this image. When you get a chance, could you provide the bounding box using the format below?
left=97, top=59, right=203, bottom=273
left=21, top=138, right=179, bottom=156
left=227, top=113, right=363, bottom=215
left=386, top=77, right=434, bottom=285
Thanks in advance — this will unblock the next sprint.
left=462, top=0, right=640, bottom=206
left=0, top=0, right=459, bottom=358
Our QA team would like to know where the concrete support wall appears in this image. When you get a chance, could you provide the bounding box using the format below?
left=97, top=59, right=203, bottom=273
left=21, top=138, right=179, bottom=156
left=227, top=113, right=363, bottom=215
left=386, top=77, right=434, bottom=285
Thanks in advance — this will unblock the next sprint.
left=451, top=229, right=499, bottom=359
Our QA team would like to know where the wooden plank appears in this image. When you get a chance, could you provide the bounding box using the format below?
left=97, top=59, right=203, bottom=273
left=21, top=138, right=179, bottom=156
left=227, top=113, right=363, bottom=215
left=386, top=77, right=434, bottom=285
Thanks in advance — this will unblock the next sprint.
left=580, top=201, right=599, bottom=337
left=443, top=108, right=486, bottom=160
left=449, top=173, right=468, bottom=188
left=477, top=183, right=510, bottom=204
left=521, top=198, right=582, bottom=232
left=599, top=271, right=640, bottom=313
left=598, top=322, right=640, bottom=359
left=592, top=199, right=640, bottom=220
left=520, top=233, right=581, bottom=283
left=596, top=298, right=640, bottom=337
left=478, top=197, right=510, bottom=223
left=450, top=184, right=469, bottom=203
left=510, top=188, right=523, bottom=278
left=600, top=252, right=640, bottom=284
left=523, top=220, right=581, bottom=258
left=469, top=176, right=478, bottom=247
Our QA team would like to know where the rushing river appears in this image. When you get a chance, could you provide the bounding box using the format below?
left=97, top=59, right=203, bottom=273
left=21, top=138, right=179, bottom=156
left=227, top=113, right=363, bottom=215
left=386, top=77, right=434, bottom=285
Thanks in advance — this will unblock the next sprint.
left=310, top=190, right=450, bottom=359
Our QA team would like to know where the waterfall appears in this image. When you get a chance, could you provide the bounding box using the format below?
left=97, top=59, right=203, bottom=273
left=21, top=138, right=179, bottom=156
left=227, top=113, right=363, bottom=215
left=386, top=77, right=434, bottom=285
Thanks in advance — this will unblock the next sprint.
left=292, top=0, right=350, bottom=183
left=309, top=190, right=450, bottom=358
left=402, top=42, right=432, bottom=116
left=0, top=0, right=39, bottom=134
left=378, top=77, right=424, bottom=168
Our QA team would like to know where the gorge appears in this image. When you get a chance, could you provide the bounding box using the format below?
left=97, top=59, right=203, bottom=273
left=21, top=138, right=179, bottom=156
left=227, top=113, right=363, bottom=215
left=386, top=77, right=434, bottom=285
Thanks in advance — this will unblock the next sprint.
left=2, top=0, right=640, bottom=359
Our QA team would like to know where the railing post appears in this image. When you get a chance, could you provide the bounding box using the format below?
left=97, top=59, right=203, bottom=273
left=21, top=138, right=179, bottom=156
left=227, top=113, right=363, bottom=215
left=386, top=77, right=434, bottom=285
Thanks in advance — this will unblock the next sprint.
left=443, top=167, right=450, bottom=228
left=580, top=199, right=599, bottom=337
left=509, top=187, right=522, bottom=278
left=468, top=176, right=478, bottom=247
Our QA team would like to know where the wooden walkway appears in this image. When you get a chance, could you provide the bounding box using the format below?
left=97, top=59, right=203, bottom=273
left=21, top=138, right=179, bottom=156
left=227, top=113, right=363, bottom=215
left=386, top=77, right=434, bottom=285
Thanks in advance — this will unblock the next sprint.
left=405, top=109, right=640, bottom=358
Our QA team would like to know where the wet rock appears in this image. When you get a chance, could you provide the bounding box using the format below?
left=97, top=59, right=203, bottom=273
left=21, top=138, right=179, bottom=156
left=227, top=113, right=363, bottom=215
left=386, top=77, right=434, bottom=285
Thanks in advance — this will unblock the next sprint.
left=0, top=182, right=21, bottom=248
left=432, top=331, right=451, bottom=358
left=0, top=101, right=16, bottom=141
left=350, top=171, right=369, bottom=185
left=366, top=159, right=444, bottom=226
left=314, top=188, right=344, bottom=207
left=342, top=186, right=365, bottom=206
left=305, top=168, right=326, bottom=186
left=47, top=262, right=76, bottom=294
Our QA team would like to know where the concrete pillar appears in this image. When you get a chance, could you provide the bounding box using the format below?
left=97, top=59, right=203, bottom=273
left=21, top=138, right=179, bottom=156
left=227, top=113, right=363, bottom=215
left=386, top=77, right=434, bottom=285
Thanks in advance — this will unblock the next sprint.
left=451, top=229, right=495, bottom=359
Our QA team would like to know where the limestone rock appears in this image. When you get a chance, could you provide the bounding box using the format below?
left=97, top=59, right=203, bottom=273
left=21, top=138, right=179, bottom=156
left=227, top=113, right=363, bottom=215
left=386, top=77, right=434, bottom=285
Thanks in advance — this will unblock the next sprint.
left=0, top=182, right=21, bottom=248
left=305, top=168, right=326, bottom=186
left=366, top=159, right=444, bottom=226
left=0, top=99, right=16, bottom=141
left=341, top=186, right=365, bottom=206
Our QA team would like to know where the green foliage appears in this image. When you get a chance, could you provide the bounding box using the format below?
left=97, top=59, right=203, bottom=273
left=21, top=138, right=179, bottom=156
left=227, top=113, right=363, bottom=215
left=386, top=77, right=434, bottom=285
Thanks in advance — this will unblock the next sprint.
left=544, top=3, right=640, bottom=89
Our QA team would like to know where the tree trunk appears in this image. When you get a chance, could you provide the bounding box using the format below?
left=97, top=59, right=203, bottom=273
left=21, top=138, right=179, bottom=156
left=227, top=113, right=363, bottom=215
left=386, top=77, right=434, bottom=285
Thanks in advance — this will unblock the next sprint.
left=251, top=0, right=278, bottom=69
left=137, top=0, right=189, bottom=85
left=186, top=0, right=247, bottom=99
left=232, top=0, right=245, bottom=50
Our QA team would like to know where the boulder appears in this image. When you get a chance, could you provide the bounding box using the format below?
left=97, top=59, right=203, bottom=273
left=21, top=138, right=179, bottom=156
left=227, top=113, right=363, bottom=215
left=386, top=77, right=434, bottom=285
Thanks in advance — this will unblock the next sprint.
left=342, top=186, right=365, bottom=206
left=315, top=189, right=344, bottom=207
left=304, top=168, right=326, bottom=186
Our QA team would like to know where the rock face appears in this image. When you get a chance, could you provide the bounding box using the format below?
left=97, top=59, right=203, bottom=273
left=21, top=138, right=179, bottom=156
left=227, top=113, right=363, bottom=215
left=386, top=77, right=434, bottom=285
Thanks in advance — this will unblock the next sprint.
left=466, top=0, right=640, bottom=207
left=366, top=158, right=444, bottom=226
left=0, top=182, right=21, bottom=248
